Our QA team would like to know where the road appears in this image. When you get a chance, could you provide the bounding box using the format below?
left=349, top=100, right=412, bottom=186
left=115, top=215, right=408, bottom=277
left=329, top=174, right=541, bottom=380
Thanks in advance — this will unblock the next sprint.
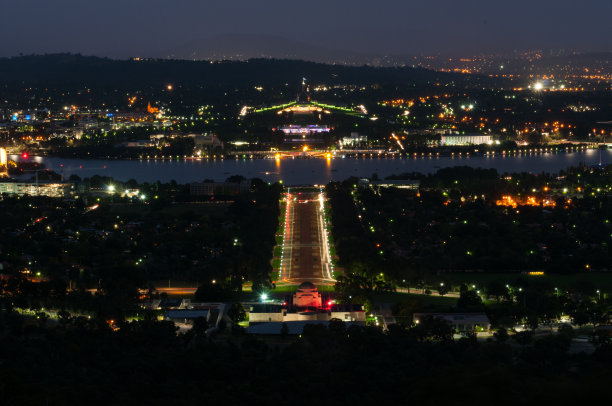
left=280, top=189, right=335, bottom=285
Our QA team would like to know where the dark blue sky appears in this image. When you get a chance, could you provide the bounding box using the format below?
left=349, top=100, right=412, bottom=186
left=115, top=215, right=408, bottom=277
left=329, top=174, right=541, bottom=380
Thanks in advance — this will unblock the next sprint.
left=1, top=0, right=610, bottom=57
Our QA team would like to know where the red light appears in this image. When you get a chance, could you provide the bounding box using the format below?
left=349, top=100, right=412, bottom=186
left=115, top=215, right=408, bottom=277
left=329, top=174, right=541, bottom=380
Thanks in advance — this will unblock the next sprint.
left=327, top=300, right=333, bottom=306
left=21, top=152, right=29, bottom=159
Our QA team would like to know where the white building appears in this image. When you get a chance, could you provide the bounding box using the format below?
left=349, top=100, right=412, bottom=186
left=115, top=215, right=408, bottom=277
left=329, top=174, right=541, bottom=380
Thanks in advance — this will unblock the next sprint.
left=340, top=132, right=368, bottom=147
left=248, top=303, right=366, bottom=324
left=248, top=282, right=365, bottom=325
left=0, top=182, right=73, bottom=198
left=441, top=134, right=492, bottom=146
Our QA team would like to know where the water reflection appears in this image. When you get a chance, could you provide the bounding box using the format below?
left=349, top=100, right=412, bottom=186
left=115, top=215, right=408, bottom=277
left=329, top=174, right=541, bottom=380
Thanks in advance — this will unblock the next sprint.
left=8, top=150, right=611, bottom=185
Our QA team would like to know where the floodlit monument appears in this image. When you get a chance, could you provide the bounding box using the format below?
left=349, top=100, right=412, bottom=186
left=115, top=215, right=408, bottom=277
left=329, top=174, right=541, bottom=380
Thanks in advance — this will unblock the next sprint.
left=247, top=281, right=366, bottom=328
left=293, top=281, right=322, bottom=308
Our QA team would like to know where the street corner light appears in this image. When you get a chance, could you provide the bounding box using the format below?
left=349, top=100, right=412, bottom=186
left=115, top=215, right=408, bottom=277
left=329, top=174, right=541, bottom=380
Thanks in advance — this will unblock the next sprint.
left=260, top=293, right=268, bottom=301
left=107, top=185, right=115, bottom=192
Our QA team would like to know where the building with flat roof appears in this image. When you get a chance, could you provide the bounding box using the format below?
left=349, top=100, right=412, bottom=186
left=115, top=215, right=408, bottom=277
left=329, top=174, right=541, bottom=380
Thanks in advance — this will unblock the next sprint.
left=279, top=124, right=330, bottom=144
left=440, top=134, right=492, bottom=146
left=0, top=181, right=73, bottom=198
left=248, top=303, right=366, bottom=324
left=164, top=309, right=210, bottom=325
left=248, top=282, right=365, bottom=326
left=359, top=179, right=420, bottom=191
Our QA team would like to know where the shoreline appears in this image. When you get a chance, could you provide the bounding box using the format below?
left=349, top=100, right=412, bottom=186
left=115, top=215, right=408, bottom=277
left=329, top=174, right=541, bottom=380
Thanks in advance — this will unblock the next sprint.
left=10, top=144, right=599, bottom=162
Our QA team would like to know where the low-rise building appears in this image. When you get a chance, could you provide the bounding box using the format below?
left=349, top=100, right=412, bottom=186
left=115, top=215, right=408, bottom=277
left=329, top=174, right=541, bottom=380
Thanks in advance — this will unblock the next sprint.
left=340, top=132, right=368, bottom=147
left=163, top=309, right=210, bottom=325
left=0, top=181, right=73, bottom=198
left=359, top=178, right=420, bottom=191
left=248, top=282, right=366, bottom=326
left=248, top=303, right=366, bottom=324
left=440, top=134, right=492, bottom=146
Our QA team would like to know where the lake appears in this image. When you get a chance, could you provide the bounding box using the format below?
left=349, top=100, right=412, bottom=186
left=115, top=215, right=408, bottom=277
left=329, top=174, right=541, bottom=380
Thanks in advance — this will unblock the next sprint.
left=13, top=149, right=612, bottom=185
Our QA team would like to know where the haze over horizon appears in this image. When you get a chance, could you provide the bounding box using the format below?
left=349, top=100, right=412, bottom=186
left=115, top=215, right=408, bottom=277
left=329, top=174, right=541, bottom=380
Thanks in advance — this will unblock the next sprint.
left=1, top=0, right=611, bottom=60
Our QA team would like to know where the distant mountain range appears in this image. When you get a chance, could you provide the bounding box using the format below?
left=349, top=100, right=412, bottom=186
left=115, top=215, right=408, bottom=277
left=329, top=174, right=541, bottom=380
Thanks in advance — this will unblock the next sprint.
left=153, top=34, right=404, bottom=67
left=0, top=54, right=492, bottom=89
left=101, top=34, right=612, bottom=80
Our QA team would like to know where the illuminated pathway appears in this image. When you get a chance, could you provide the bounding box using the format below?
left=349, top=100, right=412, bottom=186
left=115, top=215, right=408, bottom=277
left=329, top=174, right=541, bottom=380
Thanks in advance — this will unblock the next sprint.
left=279, top=188, right=335, bottom=285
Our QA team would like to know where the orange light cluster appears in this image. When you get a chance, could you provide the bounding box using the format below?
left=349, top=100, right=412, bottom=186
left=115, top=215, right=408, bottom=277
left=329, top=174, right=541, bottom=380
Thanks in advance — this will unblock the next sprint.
left=147, top=102, right=159, bottom=114
left=496, top=195, right=556, bottom=208
left=382, top=99, right=414, bottom=108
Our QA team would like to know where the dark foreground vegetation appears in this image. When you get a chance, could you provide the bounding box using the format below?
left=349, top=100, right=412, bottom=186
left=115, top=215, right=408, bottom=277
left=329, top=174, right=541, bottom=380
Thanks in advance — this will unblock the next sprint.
left=1, top=309, right=611, bottom=405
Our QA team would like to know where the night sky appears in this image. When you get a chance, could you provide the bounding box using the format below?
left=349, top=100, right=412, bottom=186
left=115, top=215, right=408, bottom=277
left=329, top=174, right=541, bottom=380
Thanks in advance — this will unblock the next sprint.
left=1, top=0, right=611, bottom=58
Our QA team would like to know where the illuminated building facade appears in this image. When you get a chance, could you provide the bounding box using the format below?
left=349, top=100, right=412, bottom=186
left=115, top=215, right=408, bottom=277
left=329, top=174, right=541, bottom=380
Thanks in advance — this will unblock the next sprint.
left=248, top=282, right=365, bottom=324
left=0, top=182, right=73, bottom=198
left=279, top=125, right=330, bottom=144
left=440, top=134, right=492, bottom=146
left=292, top=281, right=322, bottom=308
